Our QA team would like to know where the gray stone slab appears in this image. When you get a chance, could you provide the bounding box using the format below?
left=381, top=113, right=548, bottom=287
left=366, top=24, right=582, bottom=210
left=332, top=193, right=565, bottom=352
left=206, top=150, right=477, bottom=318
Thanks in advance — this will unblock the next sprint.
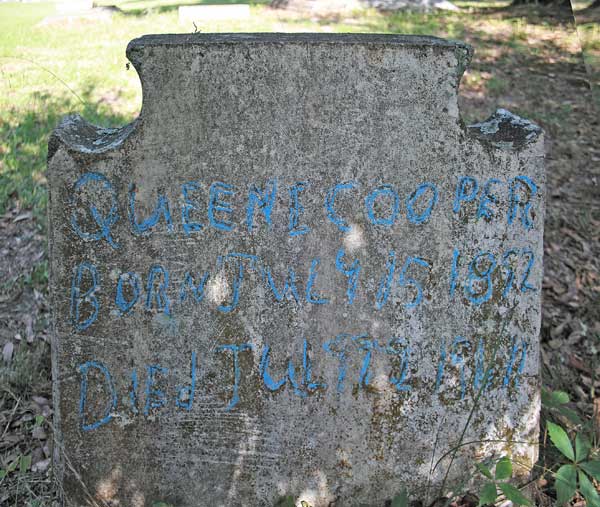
left=48, top=33, right=545, bottom=507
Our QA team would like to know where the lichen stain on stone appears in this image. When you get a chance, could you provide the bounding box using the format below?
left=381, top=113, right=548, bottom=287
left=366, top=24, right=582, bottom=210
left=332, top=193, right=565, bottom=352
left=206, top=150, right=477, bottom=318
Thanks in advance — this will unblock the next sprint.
left=207, top=271, right=231, bottom=306
left=151, top=312, right=180, bottom=336
left=343, top=223, right=365, bottom=252
left=468, top=108, right=542, bottom=150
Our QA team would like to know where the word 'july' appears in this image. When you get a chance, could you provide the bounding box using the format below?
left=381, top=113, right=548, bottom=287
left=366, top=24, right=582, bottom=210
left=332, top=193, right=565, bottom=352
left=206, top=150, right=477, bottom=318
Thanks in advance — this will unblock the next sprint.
left=69, top=173, right=538, bottom=248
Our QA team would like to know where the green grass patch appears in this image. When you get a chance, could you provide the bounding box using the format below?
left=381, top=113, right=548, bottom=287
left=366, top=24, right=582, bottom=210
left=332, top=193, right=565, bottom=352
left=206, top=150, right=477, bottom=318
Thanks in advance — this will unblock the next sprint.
left=0, top=0, right=574, bottom=224
left=0, top=1, right=474, bottom=221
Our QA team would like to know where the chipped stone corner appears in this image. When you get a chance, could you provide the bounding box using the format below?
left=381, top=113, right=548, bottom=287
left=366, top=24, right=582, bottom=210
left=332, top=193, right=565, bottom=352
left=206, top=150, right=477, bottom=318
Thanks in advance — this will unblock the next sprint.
left=467, top=108, right=544, bottom=151
left=47, top=114, right=137, bottom=162
left=452, top=41, right=473, bottom=89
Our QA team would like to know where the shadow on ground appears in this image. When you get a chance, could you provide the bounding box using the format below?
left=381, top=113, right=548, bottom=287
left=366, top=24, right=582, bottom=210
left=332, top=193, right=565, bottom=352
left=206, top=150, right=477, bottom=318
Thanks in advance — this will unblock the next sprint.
left=0, top=85, right=130, bottom=505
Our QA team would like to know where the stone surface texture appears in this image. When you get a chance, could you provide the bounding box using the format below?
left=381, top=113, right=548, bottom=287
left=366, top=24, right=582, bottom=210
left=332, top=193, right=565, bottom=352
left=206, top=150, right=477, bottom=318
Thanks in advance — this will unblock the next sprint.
left=48, top=34, right=545, bottom=507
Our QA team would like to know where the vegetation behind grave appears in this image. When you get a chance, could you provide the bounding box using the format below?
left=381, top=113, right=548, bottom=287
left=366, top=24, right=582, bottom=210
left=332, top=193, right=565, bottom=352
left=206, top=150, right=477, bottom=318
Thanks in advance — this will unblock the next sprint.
left=0, top=0, right=598, bottom=505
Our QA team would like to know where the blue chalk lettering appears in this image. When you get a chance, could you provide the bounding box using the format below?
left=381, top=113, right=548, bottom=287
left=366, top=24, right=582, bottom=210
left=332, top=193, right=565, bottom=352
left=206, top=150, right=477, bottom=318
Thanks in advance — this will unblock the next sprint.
left=288, top=182, right=311, bottom=237
left=325, top=181, right=357, bottom=232
left=70, top=172, right=119, bottom=249
left=501, top=249, right=518, bottom=298
left=323, top=334, right=350, bottom=393
left=376, top=250, right=396, bottom=310
left=503, top=336, right=527, bottom=389
left=485, top=365, right=497, bottom=391
left=435, top=338, right=447, bottom=392
left=144, top=364, right=169, bottom=415
left=129, top=369, right=139, bottom=414
left=216, top=343, right=253, bottom=410
left=398, top=256, right=430, bottom=309
left=181, top=181, right=204, bottom=235
left=176, top=351, right=197, bottom=411
left=70, top=262, right=100, bottom=331
left=450, top=336, right=471, bottom=400
left=449, top=248, right=460, bottom=299
left=301, top=339, right=324, bottom=392
left=382, top=337, right=411, bottom=392
left=288, top=339, right=325, bottom=397
left=477, top=178, right=501, bottom=220
left=473, top=338, right=485, bottom=391
left=508, top=176, right=537, bottom=229
left=208, top=181, right=235, bottom=231
left=465, top=251, right=497, bottom=305
left=453, top=176, right=479, bottom=214
left=247, top=179, right=277, bottom=232
left=287, top=358, right=303, bottom=397
left=335, top=249, right=361, bottom=305
left=306, top=258, right=329, bottom=305
left=259, top=345, right=286, bottom=391
left=352, top=334, right=373, bottom=388
left=365, top=185, right=399, bottom=227
left=179, top=271, right=210, bottom=303
left=262, top=266, right=300, bottom=304
left=79, top=361, right=117, bottom=431
left=406, top=182, right=438, bottom=224
left=520, top=248, right=536, bottom=292
left=217, top=253, right=258, bottom=313
left=115, top=271, right=141, bottom=315
left=145, top=265, right=171, bottom=316
left=128, top=183, right=174, bottom=235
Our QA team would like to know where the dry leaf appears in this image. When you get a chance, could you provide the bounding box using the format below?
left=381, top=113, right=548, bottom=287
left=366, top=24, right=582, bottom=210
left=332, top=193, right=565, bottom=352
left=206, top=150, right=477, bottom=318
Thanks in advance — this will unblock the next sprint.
left=12, top=212, right=32, bottom=223
left=31, top=457, right=50, bottom=473
left=32, top=426, right=47, bottom=440
left=2, top=341, right=14, bottom=363
left=23, top=314, right=35, bottom=343
left=32, top=396, right=49, bottom=406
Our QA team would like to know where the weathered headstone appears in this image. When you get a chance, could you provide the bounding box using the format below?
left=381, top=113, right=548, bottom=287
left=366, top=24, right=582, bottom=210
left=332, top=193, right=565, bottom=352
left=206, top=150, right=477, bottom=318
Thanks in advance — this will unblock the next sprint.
left=49, top=34, right=544, bottom=507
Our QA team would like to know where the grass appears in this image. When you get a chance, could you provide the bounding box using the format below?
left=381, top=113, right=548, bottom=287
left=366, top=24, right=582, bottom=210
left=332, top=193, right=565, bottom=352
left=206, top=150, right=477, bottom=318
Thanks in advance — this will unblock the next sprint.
left=0, top=0, right=589, bottom=218
left=0, top=0, right=598, bottom=505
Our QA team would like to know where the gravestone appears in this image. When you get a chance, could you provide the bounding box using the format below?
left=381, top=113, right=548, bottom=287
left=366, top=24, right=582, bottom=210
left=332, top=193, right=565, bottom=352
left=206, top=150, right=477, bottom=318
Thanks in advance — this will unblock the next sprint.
left=48, top=34, right=544, bottom=507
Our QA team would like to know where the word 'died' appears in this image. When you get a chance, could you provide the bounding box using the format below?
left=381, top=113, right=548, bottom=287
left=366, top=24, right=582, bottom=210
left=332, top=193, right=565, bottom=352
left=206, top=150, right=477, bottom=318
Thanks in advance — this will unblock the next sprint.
left=69, top=246, right=538, bottom=331
left=69, top=173, right=538, bottom=248
left=78, top=333, right=527, bottom=431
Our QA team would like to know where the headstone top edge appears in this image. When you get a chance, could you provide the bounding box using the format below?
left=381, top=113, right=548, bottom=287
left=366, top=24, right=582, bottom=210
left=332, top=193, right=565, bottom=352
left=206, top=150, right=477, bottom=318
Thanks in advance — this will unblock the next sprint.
left=126, top=32, right=472, bottom=52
